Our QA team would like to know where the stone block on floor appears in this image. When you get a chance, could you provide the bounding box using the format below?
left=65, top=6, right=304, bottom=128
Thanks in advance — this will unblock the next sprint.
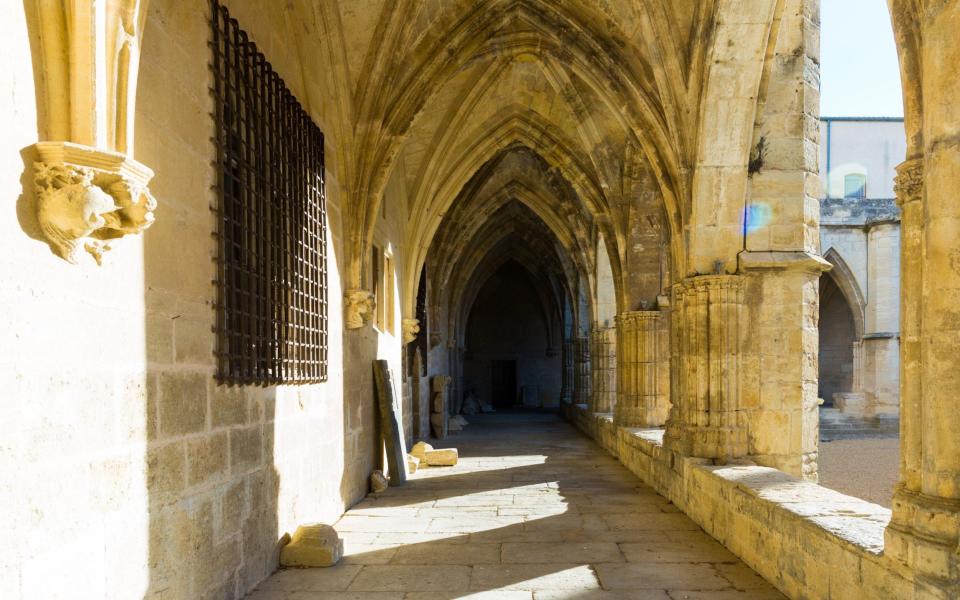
left=279, top=523, right=344, bottom=568
left=423, top=448, right=458, bottom=466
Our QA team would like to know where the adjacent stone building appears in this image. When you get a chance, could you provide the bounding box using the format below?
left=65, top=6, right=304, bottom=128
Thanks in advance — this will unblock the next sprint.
left=818, top=117, right=904, bottom=423
left=2, top=1, right=960, bottom=599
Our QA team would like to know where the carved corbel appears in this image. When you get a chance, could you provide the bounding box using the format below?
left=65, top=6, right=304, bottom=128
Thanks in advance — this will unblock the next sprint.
left=402, top=318, right=421, bottom=344
left=32, top=142, right=156, bottom=265
left=894, top=158, right=923, bottom=206
left=344, top=289, right=375, bottom=329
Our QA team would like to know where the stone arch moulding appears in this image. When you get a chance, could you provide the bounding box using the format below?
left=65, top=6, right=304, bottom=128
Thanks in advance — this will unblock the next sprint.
left=24, top=0, right=156, bottom=265
left=822, top=247, right=866, bottom=340
left=342, top=0, right=694, bottom=324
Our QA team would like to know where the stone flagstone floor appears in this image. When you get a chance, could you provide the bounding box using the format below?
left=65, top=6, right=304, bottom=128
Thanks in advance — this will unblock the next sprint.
left=246, top=412, right=786, bottom=599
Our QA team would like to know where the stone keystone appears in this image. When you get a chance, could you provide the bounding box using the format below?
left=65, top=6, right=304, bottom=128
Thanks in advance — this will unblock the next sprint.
left=279, top=524, right=343, bottom=568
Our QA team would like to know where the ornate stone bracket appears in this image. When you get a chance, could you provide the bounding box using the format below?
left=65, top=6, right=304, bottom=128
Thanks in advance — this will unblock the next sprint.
left=344, top=289, right=375, bottom=329
left=32, top=142, right=156, bottom=265
left=894, top=158, right=923, bottom=206
left=402, top=318, right=421, bottom=344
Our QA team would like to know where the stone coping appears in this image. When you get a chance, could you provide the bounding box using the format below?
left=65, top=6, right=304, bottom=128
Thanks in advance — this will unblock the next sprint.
left=564, top=402, right=911, bottom=599
left=617, top=420, right=891, bottom=555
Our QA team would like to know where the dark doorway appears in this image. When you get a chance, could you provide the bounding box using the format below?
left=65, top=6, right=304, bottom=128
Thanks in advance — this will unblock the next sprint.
left=818, top=273, right=856, bottom=406
left=490, top=360, right=517, bottom=409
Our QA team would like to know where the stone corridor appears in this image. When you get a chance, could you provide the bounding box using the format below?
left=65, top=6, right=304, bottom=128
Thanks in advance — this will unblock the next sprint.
left=247, top=414, right=785, bottom=599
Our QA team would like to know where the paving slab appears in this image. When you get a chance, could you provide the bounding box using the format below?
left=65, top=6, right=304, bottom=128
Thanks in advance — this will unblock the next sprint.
left=246, top=413, right=785, bottom=600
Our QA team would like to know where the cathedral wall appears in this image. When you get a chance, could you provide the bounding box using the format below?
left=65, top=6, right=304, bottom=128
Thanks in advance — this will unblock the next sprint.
left=1, top=1, right=398, bottom=598
left=1, top=4, right=154, bottom=598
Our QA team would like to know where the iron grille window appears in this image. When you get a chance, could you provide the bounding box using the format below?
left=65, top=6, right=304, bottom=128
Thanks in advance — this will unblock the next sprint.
left=210, top=0, right=328, bottom=385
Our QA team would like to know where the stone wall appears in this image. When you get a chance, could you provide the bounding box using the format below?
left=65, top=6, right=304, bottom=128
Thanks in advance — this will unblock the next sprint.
left=1, top=6, right=153, bottom=597
left=820, top=196, right=901, bottom=417
left=0, top=2, right=399, bottom=598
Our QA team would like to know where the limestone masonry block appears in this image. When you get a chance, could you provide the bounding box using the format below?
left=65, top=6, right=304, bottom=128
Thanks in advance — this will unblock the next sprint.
left=370, top=470, right=388, bottom=493
left=410, top=441, right=433, bottom=461
left=279, top=524, right=343, bottom=568
left=424, top=448, right=459, bottom=466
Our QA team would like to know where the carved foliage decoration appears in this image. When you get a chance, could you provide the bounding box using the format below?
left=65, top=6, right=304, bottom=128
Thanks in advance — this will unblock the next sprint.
left=344, top=289, right=375, bottom=329
left=402, top=318, right=421, bottom=344
left=894, top=158, right=923, bottom=206
left=33, top=142, right=156, bottom=265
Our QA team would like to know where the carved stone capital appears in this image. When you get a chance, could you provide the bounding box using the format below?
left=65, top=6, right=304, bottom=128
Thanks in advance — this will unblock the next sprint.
left=616, top=310, right=662, bottom=328
left=894, top=158, right=923, bottom=206
left=32, top=142, right=156, bottom=264
left=344, top=289, right=375, bottom=329
left=402, top=318, right=420, bottom=344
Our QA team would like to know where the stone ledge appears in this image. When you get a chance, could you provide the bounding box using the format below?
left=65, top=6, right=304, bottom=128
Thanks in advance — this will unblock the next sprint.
left=564, top=402, right=915, bottom=599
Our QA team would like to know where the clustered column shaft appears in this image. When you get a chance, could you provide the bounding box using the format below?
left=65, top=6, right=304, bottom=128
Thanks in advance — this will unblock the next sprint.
left=664, top=275, right=747, bottom=462
left=572, top=336, right=591, bottom=406
left=614, top=310, right=669, bottom=427
left=884, top=158, right=960, bottom=582
left=589, top=326, right=617, bottom=413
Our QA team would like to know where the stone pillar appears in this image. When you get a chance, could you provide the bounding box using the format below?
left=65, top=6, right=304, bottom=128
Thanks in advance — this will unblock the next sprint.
left=590, top=326, right=617, bottom=413
left=851, top=340, right=863, bottom=394
left=861, top=220, right=901, bottom=415
left=664, top=275, right=747, bottom=462
left=885, top=158, right=960, bottom=588
left=560, top=339, right=574, bottom=404
left=615, top=310, right=670, bottom=427
left=572, top=337, right=591, bottom=407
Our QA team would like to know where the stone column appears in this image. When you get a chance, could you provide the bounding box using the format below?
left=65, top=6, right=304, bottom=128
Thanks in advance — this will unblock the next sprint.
left=560, top=339, right=574, bottom=404
left=861, top=220, right=901, bottom=416
left=615, top=310, right=670, bottom=427
left=664, top=275, right=747, bottom=462
left=572, top=337, right=591, bottom=407
left=590, top=326, right=617, bottom=413
left=885, top=158, right=959, bottom=586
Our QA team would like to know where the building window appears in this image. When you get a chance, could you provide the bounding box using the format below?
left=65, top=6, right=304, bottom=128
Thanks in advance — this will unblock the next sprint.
left=210, top=0, right=328, bottom=385
left=370, top=246, right=395, bottom=334
left=372, top=246, right=383, bottom=330
left=844, top=173, right=867, bottom=200
left=384, top=253, right=396, bottom=334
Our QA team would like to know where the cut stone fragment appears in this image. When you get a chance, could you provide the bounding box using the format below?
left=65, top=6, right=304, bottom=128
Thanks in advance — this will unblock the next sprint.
left=279, top=523, right=343, bottom=567
left=448, top=418, right=463, bottom=432
left=411, top=441, right=433, bottom=461
left=424, top=448, right=459, bottom=466
left=370, top=470, right=388, bottom=493
left=407, top=454, right=420, bottom=474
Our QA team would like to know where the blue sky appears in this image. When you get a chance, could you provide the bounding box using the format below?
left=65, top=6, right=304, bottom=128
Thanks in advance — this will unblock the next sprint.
left=820, top=0, right=903, bottom=117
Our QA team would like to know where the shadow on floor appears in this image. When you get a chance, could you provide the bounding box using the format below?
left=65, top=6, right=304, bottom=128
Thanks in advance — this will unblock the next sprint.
left=246, top=412, right=786, bottom=599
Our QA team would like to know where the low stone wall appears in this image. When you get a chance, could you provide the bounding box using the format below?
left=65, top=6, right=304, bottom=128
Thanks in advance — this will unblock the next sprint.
left=563, top=404, right=917, bottom=599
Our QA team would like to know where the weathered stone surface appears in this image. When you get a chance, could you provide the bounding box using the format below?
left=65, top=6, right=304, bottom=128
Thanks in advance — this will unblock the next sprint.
left=430, top=413, right=448, bottom=439
left=410, top=441, right=433, bottom=462
left=279, top=524, right=343, bottom=568
left=370, top=471, right=388, bottom=493
left=423, top=448, right=458, bottom=466
left=406, top=454, right=420, bottom=474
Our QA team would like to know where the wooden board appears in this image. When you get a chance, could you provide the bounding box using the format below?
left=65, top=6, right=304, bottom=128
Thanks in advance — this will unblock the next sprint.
left=373, top=360, right=408, bottom=486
